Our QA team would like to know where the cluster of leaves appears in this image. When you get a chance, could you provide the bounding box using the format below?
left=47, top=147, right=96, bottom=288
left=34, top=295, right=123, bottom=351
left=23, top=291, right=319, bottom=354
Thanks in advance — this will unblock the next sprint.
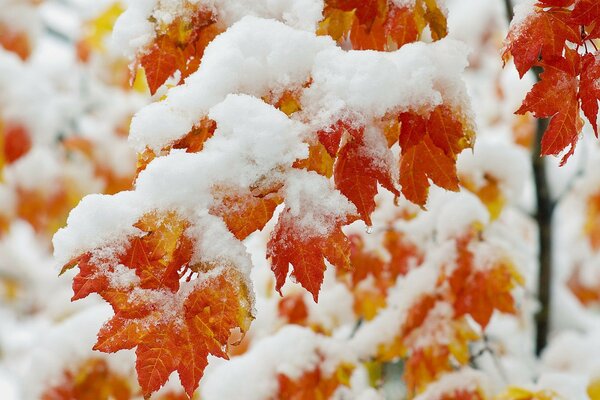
left=62, top=211, right=253, bottom=397
left=318, top=0, right=447, bottom=50
left=60, top=0, right=528, bottom=398
left=503, top=0, right=600, bottom=164
left=377, top=228, right=522, bottom=396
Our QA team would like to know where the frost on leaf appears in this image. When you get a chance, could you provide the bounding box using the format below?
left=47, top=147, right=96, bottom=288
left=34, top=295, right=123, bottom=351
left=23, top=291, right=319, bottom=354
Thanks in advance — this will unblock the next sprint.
left=503, top=6, right=579, bottom=78
left=210, top=186, right=283, bottom=240
left=63, top=211, right=254, bottom=397
left=327, top=122, right=398, bottom=225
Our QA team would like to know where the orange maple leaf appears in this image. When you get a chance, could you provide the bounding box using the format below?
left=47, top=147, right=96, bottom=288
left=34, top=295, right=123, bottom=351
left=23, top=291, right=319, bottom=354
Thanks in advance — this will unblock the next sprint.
left=580, top=53, right=600, bottom=136
left=140, top=10, right=221, bottom=95
left=66, top=212, right=253, bottom=397
left=447, top=234, right=523, bottom=328
left=3, top=123, right=31, bottom=164
left=267, top=207, right=356, bottom=301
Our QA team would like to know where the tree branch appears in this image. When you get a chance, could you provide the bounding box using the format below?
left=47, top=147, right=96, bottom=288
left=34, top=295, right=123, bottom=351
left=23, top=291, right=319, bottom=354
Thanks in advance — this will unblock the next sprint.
left=531, top=91, right=552, bottom=355
left=502, top=0, right=552, bottom=356
left=503, top=0, right=514, bottom=22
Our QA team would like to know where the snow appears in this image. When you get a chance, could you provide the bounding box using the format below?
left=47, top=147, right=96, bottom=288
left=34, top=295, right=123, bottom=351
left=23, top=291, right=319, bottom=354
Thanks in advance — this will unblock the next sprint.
left=129, top=17, right=471, bottom=153
left=413, top=369, right=488, bottom=400
left=201, top=326, right=323, bottom=400
left=113, top=0, right=325, bottom=60
left=53, top=191, right=146, bottom=268
left=351, top=264, right=439, bottom=358
left=283, top=170, right=357, bottom=236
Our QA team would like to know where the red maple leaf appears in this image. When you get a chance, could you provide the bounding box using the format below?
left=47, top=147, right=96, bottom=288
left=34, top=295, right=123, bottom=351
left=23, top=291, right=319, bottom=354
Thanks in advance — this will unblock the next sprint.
left=516, top=49, right=583, bottom=165
left=398, top=105, right=471, bottom=206
left=503, top=6, right=580, bottom=77
left=580, top=53, right=600, bottom=136
left=333, top=125, right=398, bottom=226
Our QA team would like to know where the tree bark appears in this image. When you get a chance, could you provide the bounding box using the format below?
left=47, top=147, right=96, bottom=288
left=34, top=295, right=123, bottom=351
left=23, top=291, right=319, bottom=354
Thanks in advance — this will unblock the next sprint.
left=502, top=0, right=552, bottom=356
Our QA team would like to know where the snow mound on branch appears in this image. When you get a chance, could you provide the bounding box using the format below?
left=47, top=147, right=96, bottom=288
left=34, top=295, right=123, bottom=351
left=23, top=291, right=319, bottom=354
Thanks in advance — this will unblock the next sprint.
left=413, top=368, right=488, bottom=400
left=201, top=325, right=350, bottom=400
left=55, top=94, right=350, bottom=265
left=113, top=0, right=325, bottom=60
left=129, top=17, right=471, bottom=153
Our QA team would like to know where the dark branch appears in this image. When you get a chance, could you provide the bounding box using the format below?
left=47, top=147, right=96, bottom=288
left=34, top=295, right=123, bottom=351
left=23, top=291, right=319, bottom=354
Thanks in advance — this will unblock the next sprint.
left=503, top=0, right=514, bottom=23
left=501, top=0, right=553, bottom=355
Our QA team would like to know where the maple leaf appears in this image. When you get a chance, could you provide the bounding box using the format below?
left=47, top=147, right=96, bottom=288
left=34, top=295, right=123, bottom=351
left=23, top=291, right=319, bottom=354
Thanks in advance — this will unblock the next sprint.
left=0, top=23, right=31, bottom=60
left=385, top=6, right=420, bottom=49
left=580, top=53, right=600, bottom=136
left=321, top=0, right=446, bottom=51
left=293, top=142, right=335, bottom=178
left=267, top=207, right=356, bottom=301
left=66, top=212, right=254, bottom=397
left=584, top=191, right=600, bottom=250
left=278, top=292, right=310, bottom=325
left=414, top=0, right=448, bottom=41
left=404, top=346, right=453, bottom=396
left=398, top=106, right=472, bottom=206
left=400, top=135, right=459, bottom=206
left=333, top=125, right=398, bottom=225
left=566, top=265, right=600, bottom=307
left=141, top=36, right=179, bottom=95
left=140, top=10, right=221, bottom=95
left=516, top=49, right=583, bottom=165
left=571, top=0, right=600, bottom=26
left=503, top=7, right=580, bottom=77
left=210, top=187, right=283, bottom=240
left=447, top=234, right=523, bottom=328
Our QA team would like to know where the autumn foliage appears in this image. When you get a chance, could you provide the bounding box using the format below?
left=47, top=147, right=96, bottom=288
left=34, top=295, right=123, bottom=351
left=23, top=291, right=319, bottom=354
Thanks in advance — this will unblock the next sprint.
left=38, top=0, right=600, bottom=398
left=503, top=0, right=600, bottom=164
